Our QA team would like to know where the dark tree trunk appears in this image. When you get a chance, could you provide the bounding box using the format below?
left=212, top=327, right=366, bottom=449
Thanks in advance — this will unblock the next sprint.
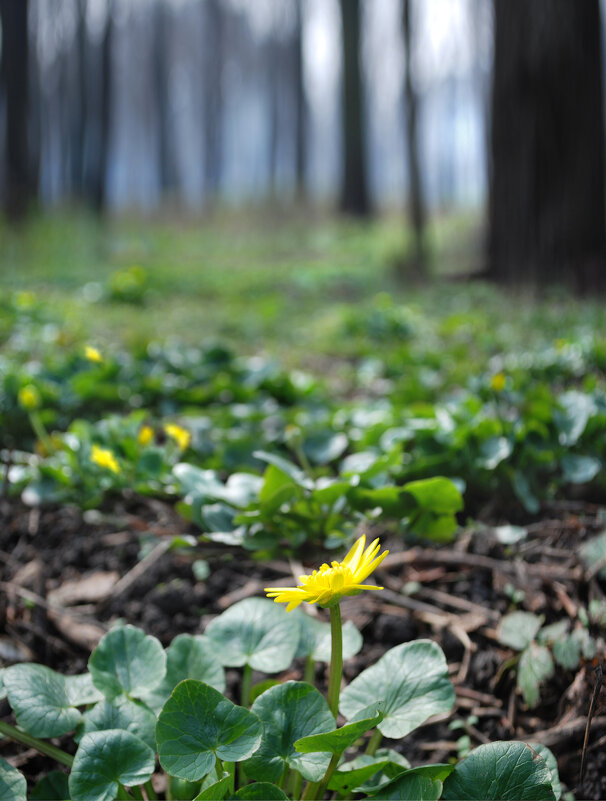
left=293, top=0, right=306, bottom=197
left=203, top=0, right=223, bottom=197
left=268, top=37, right=281, bottom=196
left=338, top=0, right=370, bottom=216
left=1, top=0, right=30, bottom=219
left=92, top=0, right=112, bottom=210
left=402, top=0, right=427, bottom=273
left=488, top=0, right=606, bottom=289
left=71, top=0, right=88, bottom=195
left=153, top=0, right=173, bottom=195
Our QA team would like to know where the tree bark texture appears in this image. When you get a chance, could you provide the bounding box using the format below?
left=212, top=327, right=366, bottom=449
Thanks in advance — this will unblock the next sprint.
left=339, top=0, right=370, bottom=216
left=1, top=0, right=30, bottom=219
left=488, top=0, right=606, bottom=289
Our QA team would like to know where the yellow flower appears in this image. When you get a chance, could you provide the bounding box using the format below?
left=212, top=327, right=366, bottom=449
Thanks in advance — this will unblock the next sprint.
left=164, top=423, right=191, bottom=450
left=91, top=444, right=121, bottom=474
left=138, top=425, right=154, bottom=447
left=18, top=385, right=41, bottom=411
left=265, top=535, right=389, bottom=612
left=490, top=372, right=506, bottom=392
left=85, top=346, right=103, bottom=364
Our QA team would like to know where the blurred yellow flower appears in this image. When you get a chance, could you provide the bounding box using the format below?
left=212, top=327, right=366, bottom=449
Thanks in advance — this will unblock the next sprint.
left=265, top=535, right=389, bottom=612
left=164, top=423, right=191, bottom=450
left=91, top=444, right=120, bottom=474
left=138, top=425, right=154, bottom=447
left=490, top=372, right=506, bottom=392
left=18, top=385, right=41, bottom=411
left=85, top=346, right=103, bottom=363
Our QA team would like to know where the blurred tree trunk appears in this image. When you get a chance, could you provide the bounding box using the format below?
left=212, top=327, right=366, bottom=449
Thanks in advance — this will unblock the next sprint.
left=488, top=0, right=606, bottom=289
left=338, top=0, right=370, bottom=216
left=268, top=36, right=280, bottom=196
left=203, top=0, right=223, bottom=198
left=92, top=0, right=112, bottom=210
left=401, top=0, right=427, bottom=274
left=71, top=0, right=88, bottom=195
left=0, top=0, right=30, bottom=219
left=153, top=0, right=173, bottom=195
left=293, top=0, right=306, bottom=197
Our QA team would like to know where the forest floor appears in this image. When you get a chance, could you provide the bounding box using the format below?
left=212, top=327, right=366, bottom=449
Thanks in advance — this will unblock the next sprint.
left=1, top=495, right=605, bottom=799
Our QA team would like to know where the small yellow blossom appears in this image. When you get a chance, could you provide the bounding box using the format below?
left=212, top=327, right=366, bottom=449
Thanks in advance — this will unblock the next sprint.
left=85, top=346, right=103, bottom=364
left=164, top=423, right=191, bottom=450
left=490, top=372, right=506, bottom=392
left=138, top=425, right=154, bottom=447
left=265, top=535, right=389, bottom=612
left=18, top=385, right=41, bottom=411
left=91, top=444, right=121, bottom=474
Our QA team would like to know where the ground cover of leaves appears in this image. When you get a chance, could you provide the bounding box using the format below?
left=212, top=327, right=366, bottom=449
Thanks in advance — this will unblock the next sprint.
left=1, top=496, right=605, bottom=799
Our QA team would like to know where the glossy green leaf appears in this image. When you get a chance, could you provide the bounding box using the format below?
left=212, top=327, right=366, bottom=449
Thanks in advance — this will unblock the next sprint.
left=0, top=758, right=26, bottom=801
left=351, top=748, right=412, bottom=794
left=402, top=477, right=463, bottom=513
left=528, top=744, right=561, bottom=801
left=555, top=391, right=594, bottom=446
left=258, top=464, right=299, bottom=516
left=244, top=681, right=334, bottom=783
left=30, top=770, right=69, bottom=800
left=497, top=612, right=543, bottom=651
left=295, top=704, right=382, bottom=754
left=205, top=598, right=299, bottom=672
left=512, top=471, right=540, bottom=514
left=194, top=770, right=231, bottom=801
left=3, top=663, right=82, bottom=737
left=142, top=633, right=225, bottom=712
left=174, top=463, right=225, bottom=499
left=69, top=729, right=155, bottom=801
left=293, top=610, right=362, bottom=662
left=88, top=624, right=166, bottom=701
left=477, top=437, right=512, bottom=470
left=369, top=772, right=442, bottom=800
left=441, top=741, right=556, bottom=800
left=253, top=450, right=313, bottom=489
left=65, top=672, right=104, bottom=706
left=340, top=640, right=455, bottom=739
left=156, top=680, right=262, bottom=781
left=229, top=783, right=289, bottom=800
left=327, top=757, right=390, bottom=794
left=561, top=454, right=600, bottom=484
left=77, top=698, right=157, bottom=749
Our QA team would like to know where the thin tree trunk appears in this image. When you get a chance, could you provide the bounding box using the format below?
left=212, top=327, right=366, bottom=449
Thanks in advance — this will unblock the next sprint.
left=153, top=0, right=173, bottom=195
left=488, top=0, right=606, bottom=289
left=402, top=0, right=427, bottom=273
left=293, top=0, right=306, bottom=197
left=338, top=0, right=370, bottom=216
left=92, top=0, right=112, bottom=210
left=1, top=0, right=30, bottom=219
left=203, top=0, right=223, bottom=198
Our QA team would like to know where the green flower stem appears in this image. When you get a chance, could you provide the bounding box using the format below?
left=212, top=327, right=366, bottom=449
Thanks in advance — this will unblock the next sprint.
left=241, top=663, right=253, bottom=708
left=327, top=604, right=343, bottom=718
left=28, top=410, right=53, bottom=454
left=290, top=769, right=303, bottom=800
left=316, top=752, right=340, bottom=799
left=224, top=762, right=235, bottom=795
left=0, top=720, right=73, bottom=767
left=365, top=728, right=383, bottom=756
left=304, top=654, right=316, bottom=685
left=143, top=779, right=157, bottom=801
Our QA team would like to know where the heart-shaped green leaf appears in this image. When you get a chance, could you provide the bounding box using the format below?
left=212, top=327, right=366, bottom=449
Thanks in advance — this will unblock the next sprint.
left=142, top=634, right=225, bottom=712
left=441, top=741, right=556, bottom=800
left=518, top=644, right=554, bottom=708
left=3, top=663, right=83, bottom=737
left=65, top=673, right=104, bottom=706
left=77, top=698, right=157, bottom=749
left=561, top=454, right=600, bottom=484
left=205, top=598, right=299, bottom=673
left=229, top=783, right=290, bottom=800
left=156, top=680, right=262, bottom=781
left=243, top=681, right=334, bottom=783
left=295, top=704, right=382, bottom=754
left=89, top=624, right=166, bottom=701
left=339, top=640, right=455, bottom=739
left=69, top=729, right=156, bottom=801
left=30, top=770, right=69, bottom=800
left=0, top=758, right=26, bottom=801
left=294, top=611, right=362, bottom=662
left=497, top=612, right=543, bottom=651
left=402, top=477, right=463, bottom=513
left=253, top=451, right=313, bottom=489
